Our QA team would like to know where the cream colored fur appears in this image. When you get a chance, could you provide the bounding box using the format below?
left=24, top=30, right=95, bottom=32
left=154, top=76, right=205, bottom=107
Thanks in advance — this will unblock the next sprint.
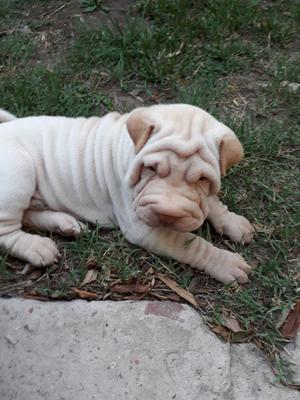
left=0, top=104, right=254, bottom=284
left=0, top=108, right=16, bottom=123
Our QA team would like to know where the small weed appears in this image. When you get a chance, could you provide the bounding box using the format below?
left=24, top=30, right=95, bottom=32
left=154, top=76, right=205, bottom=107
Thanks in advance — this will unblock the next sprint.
left=0, top=253, right=11, bottom=280
left=0, top=0, right=23, bottom=18
left=273, top=354, right=299, bottom=386
left=0, top=32, right=36, bottom=67
left=0, top=67, right=113, bottom=116
left=80, top=0, right=107, bottom=13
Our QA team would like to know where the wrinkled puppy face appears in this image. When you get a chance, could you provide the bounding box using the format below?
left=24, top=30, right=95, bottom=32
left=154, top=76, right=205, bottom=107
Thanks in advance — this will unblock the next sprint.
left=132, top=151, right=212, bottom=231
left=126, top=104, right=244, bottom=232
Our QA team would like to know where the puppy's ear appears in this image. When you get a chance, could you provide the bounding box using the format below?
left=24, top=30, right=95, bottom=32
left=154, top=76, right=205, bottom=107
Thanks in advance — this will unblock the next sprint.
left=219, top=134, right=244, bottom=176
left=126, top=111, right=155, bottom=153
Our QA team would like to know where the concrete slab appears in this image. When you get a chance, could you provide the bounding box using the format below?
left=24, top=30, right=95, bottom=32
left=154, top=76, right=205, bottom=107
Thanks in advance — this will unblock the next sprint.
left=285, top=331, right=300, bottom=384
left=231, top=344, right=299, bottom=399
left=0, top=299, right=299, bottom=400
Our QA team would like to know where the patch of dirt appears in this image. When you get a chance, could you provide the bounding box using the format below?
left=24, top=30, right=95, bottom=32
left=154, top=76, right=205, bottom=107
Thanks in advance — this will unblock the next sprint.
left=27, top=0, right=135, bottom=34
left=219, top=72, right=271, bottom=121
left=219, top=63, right=299, bottom=124
left=14, top=0, right=136, bottom=67
left=109, top=86, right=177, bottom=112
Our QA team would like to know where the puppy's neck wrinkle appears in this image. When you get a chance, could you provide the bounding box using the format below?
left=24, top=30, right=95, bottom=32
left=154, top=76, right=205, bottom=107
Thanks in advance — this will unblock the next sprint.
left=96, top=115, right=137, bottom=223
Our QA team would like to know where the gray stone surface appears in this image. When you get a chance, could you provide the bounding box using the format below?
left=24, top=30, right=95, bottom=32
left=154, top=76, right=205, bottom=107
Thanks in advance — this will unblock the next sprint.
left=0, top=299, right=299, bottom=400
left=285, top=331, right=300, bottom=385
left=231, top=344, right=299, bottom=399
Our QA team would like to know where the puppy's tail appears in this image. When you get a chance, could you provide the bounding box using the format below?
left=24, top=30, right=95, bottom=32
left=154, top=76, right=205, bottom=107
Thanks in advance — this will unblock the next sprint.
left=0, top=108, right=17, bottom=123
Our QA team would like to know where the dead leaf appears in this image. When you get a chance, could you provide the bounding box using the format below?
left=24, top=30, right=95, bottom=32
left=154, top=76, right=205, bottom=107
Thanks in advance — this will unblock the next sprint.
left=275, top=307, right=291, bottom=329
left=28, top=270, right=43, bottom=280
left=81, top=269, right=98, bottom=286
left=155, top=272, right=198, bottom=308
left=221, top=308, right=243, bottom=333
left=85, top=256, right=97, bottom=269
left=24, top=291, right=48, bottom=301
left=111, top=282, right=151, bottom=294
left=233, top=98, right=239, bottom=107
left=151, top=292, right=168, bottom=300
left=212, top=325, right=254, bottom=343
left=72, top=288, right=98, bottom=299
left=280, top=299, right=300, bottom=339
left=165, top=293, right=182, bottom=302
left=146, top=267, right=154, bottom=275
left=148, top=93, right=161, bottom=103
left=230, top=329, right=255, bottom=343
left=250, top=259, right=260, bottom=269
left=212, top=325, right=230, bottom=341
left=129, top=90, right=144, bottom=103
left=188, top=276, right=209, bottom=294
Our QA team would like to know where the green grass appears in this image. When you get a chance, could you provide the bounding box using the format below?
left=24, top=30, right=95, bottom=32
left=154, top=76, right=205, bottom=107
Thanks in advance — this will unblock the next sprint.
left=70, top=9, right=258, bottom=85
left=80, top=0, right=107, bottom=13
left=0, top=32, right=36, bottom=66
left=0, top=0, right=299, bottom=387
left=0, top=68, right=113, bottom=116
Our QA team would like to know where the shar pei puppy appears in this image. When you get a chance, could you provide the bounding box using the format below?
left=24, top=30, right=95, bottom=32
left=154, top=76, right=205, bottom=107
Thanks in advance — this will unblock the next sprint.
left=0, top=104, right=254, bottom=284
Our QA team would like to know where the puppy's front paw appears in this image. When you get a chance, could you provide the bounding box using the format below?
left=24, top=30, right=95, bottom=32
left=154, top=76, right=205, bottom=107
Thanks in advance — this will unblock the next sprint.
left=23, top=236, right=59, bottom=267
left=204, top=248, right=252, bottom=284
left=215, top=212, right=255, bottom=244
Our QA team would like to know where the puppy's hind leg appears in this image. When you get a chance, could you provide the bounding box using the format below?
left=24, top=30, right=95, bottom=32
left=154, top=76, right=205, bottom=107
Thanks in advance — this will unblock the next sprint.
left=23, top=210, right=84, bottom=237
left=0, top=148, right=59, bottom=266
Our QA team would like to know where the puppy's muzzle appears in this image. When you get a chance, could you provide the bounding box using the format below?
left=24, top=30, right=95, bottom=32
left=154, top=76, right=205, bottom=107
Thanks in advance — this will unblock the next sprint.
left=158, top=214, right=178, bottom=225
left=135, top=195, right=205, bottom=232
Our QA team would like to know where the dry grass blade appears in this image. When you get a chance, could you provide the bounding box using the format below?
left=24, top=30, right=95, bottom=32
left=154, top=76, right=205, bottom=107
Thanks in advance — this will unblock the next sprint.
left=155, top=272, right=198, bottom=308
left=21, top=263, right=32, bottom=275
left=42, top=3, right=68, bottom=19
